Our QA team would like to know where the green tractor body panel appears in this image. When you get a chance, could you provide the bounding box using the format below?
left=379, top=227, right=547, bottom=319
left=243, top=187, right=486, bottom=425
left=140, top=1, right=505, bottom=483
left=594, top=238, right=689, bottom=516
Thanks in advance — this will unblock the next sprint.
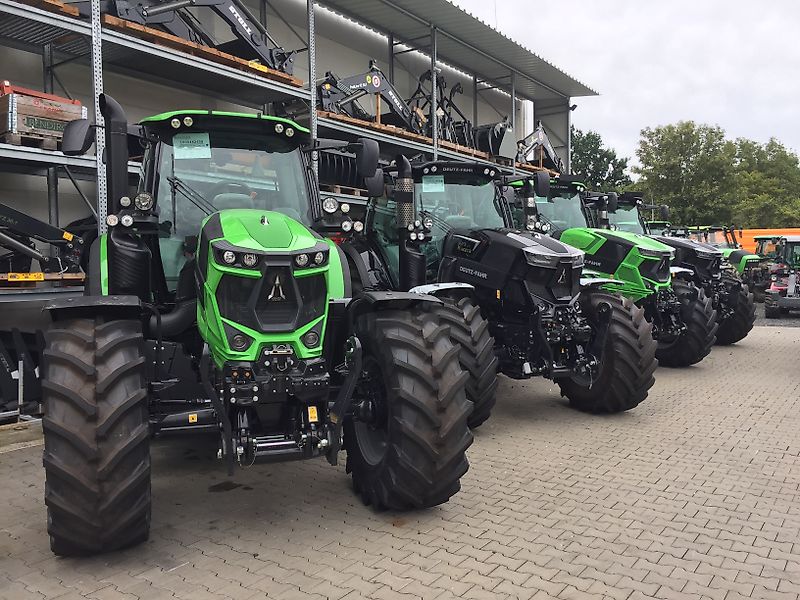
left=196, top=209, right=343, bottom=367
left=560, top=228, right=674, bottom=302
left=98, top=233, right=109, bottom=295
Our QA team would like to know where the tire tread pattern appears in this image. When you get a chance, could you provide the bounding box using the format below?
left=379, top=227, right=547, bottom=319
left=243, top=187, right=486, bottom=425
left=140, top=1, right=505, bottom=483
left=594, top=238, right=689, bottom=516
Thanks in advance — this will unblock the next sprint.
left=656, top=280, right=718, bottom=367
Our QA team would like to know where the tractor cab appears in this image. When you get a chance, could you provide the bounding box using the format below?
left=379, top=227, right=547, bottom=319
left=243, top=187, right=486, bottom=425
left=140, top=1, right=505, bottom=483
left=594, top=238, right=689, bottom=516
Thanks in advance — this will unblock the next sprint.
left=754, top=235, right=780, bottom=261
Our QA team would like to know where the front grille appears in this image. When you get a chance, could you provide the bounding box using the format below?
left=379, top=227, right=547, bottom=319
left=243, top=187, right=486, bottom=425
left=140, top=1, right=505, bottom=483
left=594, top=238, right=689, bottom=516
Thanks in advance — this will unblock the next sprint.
left=216, top=270, right=327, bottom=333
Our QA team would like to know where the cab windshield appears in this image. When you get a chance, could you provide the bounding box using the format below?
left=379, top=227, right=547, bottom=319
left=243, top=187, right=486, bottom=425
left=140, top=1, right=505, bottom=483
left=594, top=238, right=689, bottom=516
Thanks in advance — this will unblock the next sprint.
left=155, top=130, right=310, bottom=238
left=785, top=243, right=800, bottom=266
left=756, top=239, right=778, bottom=259
left=415, top=179, right=504, bottom=230
left=609, top=204, right=644, bottom=234
left=535, top=192, right=586, bottom=232
left=152, top=130, right=310, bottom=289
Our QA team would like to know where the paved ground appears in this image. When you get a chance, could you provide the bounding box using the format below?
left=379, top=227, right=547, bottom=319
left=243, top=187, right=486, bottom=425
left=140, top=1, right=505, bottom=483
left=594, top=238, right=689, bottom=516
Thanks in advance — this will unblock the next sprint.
left=1, top=325, right=799, bottom=600
left=755, top=302, right=800, bottom=327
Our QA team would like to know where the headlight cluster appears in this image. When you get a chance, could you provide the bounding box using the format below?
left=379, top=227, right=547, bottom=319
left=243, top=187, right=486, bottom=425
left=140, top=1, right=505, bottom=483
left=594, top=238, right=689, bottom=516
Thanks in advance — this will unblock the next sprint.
left=695, top=250, right=721, bottom=260
left=294, top=250, right=327, bottom=268
left=218, top=248, right=260, bottom=269
left=639, top=247, right=673, bottom=260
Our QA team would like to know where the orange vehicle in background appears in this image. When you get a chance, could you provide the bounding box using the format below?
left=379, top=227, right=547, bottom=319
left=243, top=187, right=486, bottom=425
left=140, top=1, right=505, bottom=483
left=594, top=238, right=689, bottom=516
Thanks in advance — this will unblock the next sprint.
left=740, top=229, right=800, bottom=253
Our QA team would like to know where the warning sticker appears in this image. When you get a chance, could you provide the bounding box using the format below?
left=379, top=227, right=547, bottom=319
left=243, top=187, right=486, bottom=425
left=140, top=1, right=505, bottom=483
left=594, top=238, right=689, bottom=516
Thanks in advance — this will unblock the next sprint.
left=173, top=132, right=212, bottom=159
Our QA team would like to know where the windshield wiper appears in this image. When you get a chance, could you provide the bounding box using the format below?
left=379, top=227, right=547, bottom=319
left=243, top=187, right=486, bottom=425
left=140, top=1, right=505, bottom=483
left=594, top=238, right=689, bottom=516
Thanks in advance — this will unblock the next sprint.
left=167, top=176, right=217, bottom=216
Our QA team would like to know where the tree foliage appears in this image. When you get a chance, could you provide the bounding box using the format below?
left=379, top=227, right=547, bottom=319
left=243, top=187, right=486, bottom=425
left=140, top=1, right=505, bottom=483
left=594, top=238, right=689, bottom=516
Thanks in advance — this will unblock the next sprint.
left=570, top=126, right=631, bottom=191
left=633, top=121, right=800, bottom=228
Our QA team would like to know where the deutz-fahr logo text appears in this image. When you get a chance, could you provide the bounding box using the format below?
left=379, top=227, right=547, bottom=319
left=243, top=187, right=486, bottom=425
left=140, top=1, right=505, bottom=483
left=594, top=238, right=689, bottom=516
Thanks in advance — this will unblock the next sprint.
left=228, top=6, right=252, bottom=36
left=459, top=265, right=488, bottom=279
left=585, top=258, right=602, bottom=268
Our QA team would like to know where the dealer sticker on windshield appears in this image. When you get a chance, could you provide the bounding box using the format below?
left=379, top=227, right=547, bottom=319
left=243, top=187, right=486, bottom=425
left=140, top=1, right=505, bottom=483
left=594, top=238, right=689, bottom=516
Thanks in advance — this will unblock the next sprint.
left=422, top=175, right=445, bottom=193
left=173, top=132, right=212, bottom=159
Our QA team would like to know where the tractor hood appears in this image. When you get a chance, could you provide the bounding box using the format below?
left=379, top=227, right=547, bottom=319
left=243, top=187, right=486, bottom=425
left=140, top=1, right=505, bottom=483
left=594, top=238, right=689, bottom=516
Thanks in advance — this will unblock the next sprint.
left=598, top=229, right=674, bottom=254
left=213, top=209, right=320, bottom=252
left=651, top=235, right=722, bottom=258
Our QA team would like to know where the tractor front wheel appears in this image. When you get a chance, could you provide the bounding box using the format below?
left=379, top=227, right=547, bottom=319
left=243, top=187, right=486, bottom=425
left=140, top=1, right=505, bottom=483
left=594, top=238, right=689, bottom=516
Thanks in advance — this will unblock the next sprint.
left=716, top=278, right=755, bottom=345
left=656, top=279, right=718, bottom=367
left=42, top=317, right=150, bottom=556
left=430, top=297, right=498, bottom=428
left=558, top=292, right=657, bottom=413
left=345, top=306, right=473, bottom=510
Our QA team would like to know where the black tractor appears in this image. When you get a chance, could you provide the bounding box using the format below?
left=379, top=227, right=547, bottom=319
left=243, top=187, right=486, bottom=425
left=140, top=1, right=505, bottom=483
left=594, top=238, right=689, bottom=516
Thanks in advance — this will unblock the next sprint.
left=339, top=158, right=657, bottom=427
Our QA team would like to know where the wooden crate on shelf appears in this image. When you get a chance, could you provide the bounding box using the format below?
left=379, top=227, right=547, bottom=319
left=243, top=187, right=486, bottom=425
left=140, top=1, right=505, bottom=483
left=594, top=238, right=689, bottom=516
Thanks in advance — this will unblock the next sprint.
left=0, top=83, right=86, bottom=150
left=100, top=15, right=304, bottom=88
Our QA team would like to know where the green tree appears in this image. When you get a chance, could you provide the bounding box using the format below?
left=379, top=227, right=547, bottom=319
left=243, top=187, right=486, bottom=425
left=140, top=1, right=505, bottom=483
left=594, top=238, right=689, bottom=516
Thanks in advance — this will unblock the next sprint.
left=633, top=121, right=736, bottom=225
left=570, top=126, right=631, bottom=191
left=730, top=138, right=800, bottom=227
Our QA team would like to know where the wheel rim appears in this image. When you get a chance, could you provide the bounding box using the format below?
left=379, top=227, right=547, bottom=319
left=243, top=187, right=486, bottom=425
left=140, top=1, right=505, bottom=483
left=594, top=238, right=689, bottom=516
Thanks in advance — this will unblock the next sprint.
left=354, top=357, right=389, bottom=466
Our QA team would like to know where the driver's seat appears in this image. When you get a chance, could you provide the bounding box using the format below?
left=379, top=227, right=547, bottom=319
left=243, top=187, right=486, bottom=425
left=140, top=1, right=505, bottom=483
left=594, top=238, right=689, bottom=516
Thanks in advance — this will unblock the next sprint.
left=213, top=193, right=255, bottom=211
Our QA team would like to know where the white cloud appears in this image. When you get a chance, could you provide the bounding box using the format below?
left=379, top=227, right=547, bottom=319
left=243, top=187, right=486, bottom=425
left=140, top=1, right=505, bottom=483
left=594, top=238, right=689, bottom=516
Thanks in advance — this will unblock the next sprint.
left=452, top=0, right=800, bottom=161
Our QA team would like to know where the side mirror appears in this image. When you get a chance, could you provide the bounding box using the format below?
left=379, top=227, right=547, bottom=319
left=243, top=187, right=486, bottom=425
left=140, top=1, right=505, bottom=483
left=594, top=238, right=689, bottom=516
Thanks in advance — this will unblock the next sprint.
left=660, top=204, right=670, bottom=220
left=62, top=118, right=94, bottom=156
left=364, top=168, right=385, bottom=198
left=355, top=137, right=379, bottom=179
left=532, top=171, right=550, bottom=198
left=605, top=192, right=618, bottom=213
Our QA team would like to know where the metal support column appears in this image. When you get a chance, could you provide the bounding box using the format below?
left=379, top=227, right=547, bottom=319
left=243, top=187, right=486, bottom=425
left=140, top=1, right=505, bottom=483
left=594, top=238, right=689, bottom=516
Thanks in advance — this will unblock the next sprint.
left=307, top=0, right=317, bottom=176
left=510, top=71, right=516, bottom=174
left=90, top=0, right=107, bottom=234
left=42, top=43, right=59, bottom=230
left=430, top=25, right=438, bottom=160
left=472, top=75, right=478, bottom=126
left=388, top=33, right=394, bottom=84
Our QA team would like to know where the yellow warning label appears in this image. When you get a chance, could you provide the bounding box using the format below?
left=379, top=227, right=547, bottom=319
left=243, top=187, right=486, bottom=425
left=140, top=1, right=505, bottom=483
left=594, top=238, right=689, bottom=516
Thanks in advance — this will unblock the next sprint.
left=62, top=231, right=74, bottom=241
left=8, top=272, right=44, bottom=281
left=496, top=289, right=501, bottom=299
left=307, top=406, right=319, bottom=423
left=188, top=413, right=198, bottom=424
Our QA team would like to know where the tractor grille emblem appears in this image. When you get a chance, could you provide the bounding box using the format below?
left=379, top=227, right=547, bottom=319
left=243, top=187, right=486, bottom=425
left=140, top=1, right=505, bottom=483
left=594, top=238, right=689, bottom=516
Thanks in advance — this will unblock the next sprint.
left=268, top=274, right=286, bottom=301
left=556, top=267, right=568, bottom=284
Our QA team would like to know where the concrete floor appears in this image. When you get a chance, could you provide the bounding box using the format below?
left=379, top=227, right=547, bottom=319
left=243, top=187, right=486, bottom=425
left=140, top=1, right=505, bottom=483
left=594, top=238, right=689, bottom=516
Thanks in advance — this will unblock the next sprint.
left=1, top=325, right=798, bottom=600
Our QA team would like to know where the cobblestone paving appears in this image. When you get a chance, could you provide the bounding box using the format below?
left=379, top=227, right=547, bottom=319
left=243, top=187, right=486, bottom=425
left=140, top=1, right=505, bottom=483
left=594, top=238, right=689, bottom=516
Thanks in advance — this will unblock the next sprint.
left=1, top=325, right=799, bottom=600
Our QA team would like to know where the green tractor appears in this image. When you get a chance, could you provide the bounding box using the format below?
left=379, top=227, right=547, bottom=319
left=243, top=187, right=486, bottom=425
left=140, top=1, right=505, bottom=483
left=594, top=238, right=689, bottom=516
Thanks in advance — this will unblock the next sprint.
left=687, top=226, right=764, bottom=290
left=40, top=95, right=473, bottom=556
left=339, top=159, right=657, bottom=426
left=603, top=194, right=754, bottom=345
left=524, top=177, right=717, bottom=367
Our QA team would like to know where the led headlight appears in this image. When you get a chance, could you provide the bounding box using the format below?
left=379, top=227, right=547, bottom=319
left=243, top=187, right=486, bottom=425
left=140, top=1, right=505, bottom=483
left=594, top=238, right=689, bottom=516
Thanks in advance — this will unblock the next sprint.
left=134, top=192, right=154, bottom=211
left=295, top=253, right=309, bottom=267
left=119, top=196, right=131, bottom=208
left=242, top=253, right=258, bottom=267
left=313, top=251, right=325, bottom=265
left=422, top=217, right=433, bottom=230
left=120, top=214, right=134, bottom=227
left=340, top=203, right=350, bottom=214
left=106, top=214, right=119, bottom=227
left=695, top=249, right=722, bottom=260
left=303, top=331, right=320, bottom=348
left=322, top=197, right=339, bottom=214
left=285, top=127, right=295, bottom=137
left=183, top=116, right=193, bottom=127
left=639, top=247, right=673, bottom=260
left=222, top=250, right=237, bottom=265
left=341, top=220, right=353, bottom=232
left=170, top=118, right=181, bottom=129
left=353, top=221, right=364, bottom=233
left=275, top=123, right=284, bottom=134
left=230, top=334, right=250, bottom=350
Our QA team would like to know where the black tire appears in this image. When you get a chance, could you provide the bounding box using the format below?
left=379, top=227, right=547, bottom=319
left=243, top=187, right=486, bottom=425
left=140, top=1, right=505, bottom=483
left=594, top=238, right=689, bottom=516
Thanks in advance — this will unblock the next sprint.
left=715, top=279, right=755, bottom=345
left=430, top=297, right=498, bottom=428
left=558, top=292, right=657, bottom=413
left=765, top=303, right=781, bottom=319
left=42, top=317, right=150, bottom=556
left=656, top=279, right=718, bottom=367
left=344, top=306, right=473, bottom=510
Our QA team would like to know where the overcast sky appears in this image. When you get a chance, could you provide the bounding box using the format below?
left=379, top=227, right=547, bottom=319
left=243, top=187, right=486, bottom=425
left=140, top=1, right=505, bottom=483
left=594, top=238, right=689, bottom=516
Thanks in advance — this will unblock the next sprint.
left=452, top=0, right=800, bottom=162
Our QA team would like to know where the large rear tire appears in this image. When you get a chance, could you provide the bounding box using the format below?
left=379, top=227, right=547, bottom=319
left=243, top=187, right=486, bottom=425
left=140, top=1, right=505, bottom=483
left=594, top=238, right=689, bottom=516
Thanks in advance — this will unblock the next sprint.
left=558, top=292, right=657, bottom=413
left=344, top=306, right=473, bottom=510
left=42, top=317, right=150, bottom=556
left=715, top=278, right=755, bottom=345
left=656, top=279, right=717, bottom=367
left=430, top=297, right=498, bottom=428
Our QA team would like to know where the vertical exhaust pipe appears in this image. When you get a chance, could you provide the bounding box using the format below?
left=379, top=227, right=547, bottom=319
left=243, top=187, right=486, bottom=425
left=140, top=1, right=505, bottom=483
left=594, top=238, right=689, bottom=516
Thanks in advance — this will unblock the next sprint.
left=394, top=155, right=425, bottom=291
left=99, top=94, right=129, bottom=215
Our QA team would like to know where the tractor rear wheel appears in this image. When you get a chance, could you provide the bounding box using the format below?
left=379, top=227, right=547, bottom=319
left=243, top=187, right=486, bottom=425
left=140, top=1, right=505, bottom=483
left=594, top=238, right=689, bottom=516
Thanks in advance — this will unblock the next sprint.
left=345, top=306, right=473, bottom=510
left=42, top=317, right=150, bottom=556
left=430, top=297, right=498, bottom=428
left=656, top=279, right=717, bottom=367
left=559, top=292, right=657, bottom=413
left=716, top=278, right=755, bottom=345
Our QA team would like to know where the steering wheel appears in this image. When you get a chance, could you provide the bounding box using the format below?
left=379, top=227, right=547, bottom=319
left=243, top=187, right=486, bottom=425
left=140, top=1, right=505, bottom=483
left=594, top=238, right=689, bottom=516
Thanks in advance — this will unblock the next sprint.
left=207, top=181, right=255, bottom=202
